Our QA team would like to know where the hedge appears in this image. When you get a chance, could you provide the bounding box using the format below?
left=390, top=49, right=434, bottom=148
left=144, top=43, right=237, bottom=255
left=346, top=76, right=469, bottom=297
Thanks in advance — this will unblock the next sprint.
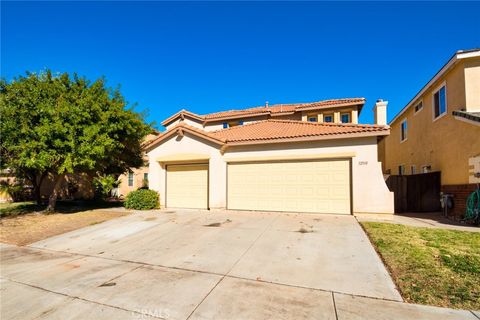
left=124, top=189, right=159, bottom=210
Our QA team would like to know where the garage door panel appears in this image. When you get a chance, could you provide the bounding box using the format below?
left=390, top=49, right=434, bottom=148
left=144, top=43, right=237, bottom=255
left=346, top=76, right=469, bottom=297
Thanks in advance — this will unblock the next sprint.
left=228, top=160, right=350, bottom=214
left=167, top=164, right=208, bottom=209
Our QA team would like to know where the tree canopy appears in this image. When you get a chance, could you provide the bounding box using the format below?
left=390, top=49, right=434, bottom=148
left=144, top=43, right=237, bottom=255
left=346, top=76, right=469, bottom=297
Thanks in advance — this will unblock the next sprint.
left=0, top=70, right=152, bottom=210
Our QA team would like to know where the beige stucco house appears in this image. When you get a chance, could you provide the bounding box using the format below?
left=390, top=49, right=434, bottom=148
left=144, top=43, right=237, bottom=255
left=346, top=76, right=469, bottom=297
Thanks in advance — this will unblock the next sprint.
left=379, top=49, right=480, bottom=217
left=146, top=98, right=394, bottom=214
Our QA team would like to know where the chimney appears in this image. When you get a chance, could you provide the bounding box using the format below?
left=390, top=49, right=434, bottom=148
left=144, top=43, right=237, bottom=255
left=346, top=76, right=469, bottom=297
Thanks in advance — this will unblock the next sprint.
left=373, top=99, right=388, bottom=125
left=265, top=101, right=269, bottom=108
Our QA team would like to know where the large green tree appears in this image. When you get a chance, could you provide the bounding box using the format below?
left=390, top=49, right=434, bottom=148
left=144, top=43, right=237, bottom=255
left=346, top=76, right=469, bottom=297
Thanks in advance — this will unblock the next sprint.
left=0, top=70, right=152, bottom=211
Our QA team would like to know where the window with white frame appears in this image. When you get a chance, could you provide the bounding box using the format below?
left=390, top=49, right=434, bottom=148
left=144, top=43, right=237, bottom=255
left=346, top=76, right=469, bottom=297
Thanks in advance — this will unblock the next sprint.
left=433, top=85, right=447, bottom=119
left=398, top=165, right=405, bottom=175
left=400, top=119, right=407, bottom=141
left=341, top=113, right=350, bottom=123
left=307, top=114, right=318, bottom=122
left=411, top=165, right=416, bottom=174
left=324, top=115, right=333, bottom=123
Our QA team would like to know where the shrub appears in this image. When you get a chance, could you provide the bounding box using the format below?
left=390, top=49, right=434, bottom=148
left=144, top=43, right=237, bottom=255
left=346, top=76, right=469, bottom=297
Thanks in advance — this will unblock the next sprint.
left=93, top=174, right=119, bottom=200
left=124, top=189, right=159, bottom=210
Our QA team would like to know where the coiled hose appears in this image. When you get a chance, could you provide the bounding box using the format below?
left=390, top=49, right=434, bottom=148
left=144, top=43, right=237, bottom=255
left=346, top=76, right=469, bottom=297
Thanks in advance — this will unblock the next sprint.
left=465, top=188, right=480, bottom=225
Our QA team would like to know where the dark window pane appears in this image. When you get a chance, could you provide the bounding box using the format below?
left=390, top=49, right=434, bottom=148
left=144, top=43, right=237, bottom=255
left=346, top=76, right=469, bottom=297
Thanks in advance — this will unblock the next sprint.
left=434, top=92, right=440, bottom=117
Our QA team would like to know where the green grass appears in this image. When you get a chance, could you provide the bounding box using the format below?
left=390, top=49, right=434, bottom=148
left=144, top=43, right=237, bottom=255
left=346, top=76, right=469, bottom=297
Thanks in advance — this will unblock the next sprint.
left=361, top=222, right=480, bottom=310
left=0, top=200, right=123, bottom=218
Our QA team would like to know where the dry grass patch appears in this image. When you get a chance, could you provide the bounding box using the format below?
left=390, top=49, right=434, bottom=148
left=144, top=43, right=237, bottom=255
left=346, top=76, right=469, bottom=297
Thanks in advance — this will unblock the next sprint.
left=1, top=209, right=129, bottom=246
left=361, top=222, right=480, bottom=310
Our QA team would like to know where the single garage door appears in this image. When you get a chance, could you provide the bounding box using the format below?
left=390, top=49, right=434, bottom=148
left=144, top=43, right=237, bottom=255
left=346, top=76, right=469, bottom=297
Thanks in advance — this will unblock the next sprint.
left=166, top=164, right=208, bottom=209
left=227, top=159, right=350, bottom=214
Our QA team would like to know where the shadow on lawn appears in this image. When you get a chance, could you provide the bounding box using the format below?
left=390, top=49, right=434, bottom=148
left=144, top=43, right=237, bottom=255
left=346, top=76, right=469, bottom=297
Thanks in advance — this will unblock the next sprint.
left=398, top=211, right=478, bottom=227
left=0, top=199, right=124, bottom=218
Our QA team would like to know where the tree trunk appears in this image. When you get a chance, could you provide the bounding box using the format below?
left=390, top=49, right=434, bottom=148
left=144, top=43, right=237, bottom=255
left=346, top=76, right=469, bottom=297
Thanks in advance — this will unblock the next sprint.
left=32, top=173, right=47, bottom=205
left=45, top=174, right=65, bottom=213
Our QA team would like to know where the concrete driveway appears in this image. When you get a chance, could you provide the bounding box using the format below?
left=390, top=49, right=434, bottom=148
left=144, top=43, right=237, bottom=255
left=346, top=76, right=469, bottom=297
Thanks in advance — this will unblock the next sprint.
left=1, top=210, right=475, bottom=319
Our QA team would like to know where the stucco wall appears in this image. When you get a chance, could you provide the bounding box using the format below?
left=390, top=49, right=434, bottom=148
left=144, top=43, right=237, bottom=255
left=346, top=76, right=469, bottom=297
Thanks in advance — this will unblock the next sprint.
left=380, top=60, right=480, bottom=185
left=148, top=134, right=394, bottom=214
left=117, top=166, right=149, bottom=197
left=465, top=58, right=480, bottom=111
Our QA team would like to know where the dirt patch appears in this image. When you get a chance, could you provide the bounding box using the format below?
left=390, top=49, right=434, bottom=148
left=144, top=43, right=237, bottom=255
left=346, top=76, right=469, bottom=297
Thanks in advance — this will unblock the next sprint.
left=0, top=210, right=130, bottom=246
left=204, top=219, right=232, bottom=227
left=296, top=227, right=314, bottom=233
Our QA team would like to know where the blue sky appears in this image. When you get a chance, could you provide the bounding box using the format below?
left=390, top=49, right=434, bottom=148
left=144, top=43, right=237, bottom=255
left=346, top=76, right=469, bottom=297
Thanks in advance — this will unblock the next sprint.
left=2, top=2, right=479, bottom=128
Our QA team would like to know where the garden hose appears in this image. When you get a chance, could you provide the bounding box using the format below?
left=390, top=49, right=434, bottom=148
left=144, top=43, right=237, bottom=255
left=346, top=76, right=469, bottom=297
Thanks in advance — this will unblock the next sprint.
left=465, top=187, right=480, bottom=224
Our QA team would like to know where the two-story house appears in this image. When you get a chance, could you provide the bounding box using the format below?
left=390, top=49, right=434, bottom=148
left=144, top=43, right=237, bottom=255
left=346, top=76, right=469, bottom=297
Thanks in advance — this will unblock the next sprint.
left=145, top=98, right=394, bottom=215
left=379, top=49, right=480, bottom=217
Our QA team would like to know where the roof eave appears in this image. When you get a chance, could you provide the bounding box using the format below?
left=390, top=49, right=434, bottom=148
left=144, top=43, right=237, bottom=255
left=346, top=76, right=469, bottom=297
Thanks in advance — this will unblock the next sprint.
left=145, top=125, right=225, bottom=152
left=161, top=110, right=204, bottom=127
left=296, top=101, right=365, bottom=113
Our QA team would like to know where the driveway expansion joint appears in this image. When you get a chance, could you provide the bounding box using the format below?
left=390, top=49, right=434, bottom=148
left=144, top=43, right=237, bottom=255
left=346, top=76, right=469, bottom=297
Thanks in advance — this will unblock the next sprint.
left=331, top=292, right=339, bottom=320
left=2, top=278, right=167, bottom=319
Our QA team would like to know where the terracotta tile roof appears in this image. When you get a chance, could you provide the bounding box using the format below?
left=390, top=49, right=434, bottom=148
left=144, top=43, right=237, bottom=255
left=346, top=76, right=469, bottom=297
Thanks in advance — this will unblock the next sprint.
left=161, top=98, right=366, bottom=126
left=209, top=120, right=389, bottom=143
left=147, top=118, right=388, bottom=151
left=203, top=98, right=366, bottom=120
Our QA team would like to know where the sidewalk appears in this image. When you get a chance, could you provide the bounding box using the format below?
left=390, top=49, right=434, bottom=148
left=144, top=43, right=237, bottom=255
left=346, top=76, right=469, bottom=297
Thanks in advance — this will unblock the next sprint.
left=356, top=212, right=480, bottom=232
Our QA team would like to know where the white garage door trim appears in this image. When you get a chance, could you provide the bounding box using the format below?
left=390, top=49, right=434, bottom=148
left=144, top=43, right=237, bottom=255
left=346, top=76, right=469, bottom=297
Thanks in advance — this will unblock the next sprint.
left=227, top=158, right=352, bottom=214
left=166, top=163, right=209, bottom=209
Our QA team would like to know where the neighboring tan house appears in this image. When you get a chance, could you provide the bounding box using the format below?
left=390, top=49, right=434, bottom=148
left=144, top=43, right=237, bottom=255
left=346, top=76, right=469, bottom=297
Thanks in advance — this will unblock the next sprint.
left=117, top=132, right=161, bottom=198
left=145, top=98, right=394, bottom=214
left=379, top=49, right=480, bottom=217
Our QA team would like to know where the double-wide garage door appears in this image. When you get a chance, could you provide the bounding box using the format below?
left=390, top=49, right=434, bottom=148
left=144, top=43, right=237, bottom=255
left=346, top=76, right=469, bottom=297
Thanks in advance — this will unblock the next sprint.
left=227, top=159, right=351, bottom=214
left=166, top=164, right=208, bottom=209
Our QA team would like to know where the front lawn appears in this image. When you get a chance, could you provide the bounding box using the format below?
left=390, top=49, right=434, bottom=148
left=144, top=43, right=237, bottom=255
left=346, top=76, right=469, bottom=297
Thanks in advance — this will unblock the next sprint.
left=0, top=200, right=129, bottom=246
left=361, top=222, right=480, bottom=310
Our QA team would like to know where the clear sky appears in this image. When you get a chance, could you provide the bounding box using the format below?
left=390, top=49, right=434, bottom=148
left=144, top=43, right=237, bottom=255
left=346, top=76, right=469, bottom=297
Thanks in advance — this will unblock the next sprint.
left=2, top=1, right=479, bottom=128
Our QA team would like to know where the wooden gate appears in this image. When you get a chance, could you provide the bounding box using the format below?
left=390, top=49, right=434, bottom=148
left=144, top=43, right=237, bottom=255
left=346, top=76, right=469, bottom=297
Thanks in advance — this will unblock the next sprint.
left=386, top=172, right=441, bottom=213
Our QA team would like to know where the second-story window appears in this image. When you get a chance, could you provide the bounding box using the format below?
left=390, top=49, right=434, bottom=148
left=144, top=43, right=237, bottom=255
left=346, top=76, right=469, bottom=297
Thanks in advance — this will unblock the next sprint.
left=324, top=115, right=333, bottom=123
left=341, top=113, right=350, bottom=123
left=433, top=85, right=447, bottom=119
left=307, top=114, right=317, bottom=122
left=414, top=101, right=423, bottom=113
left=400, top=119, right=407, bottom=142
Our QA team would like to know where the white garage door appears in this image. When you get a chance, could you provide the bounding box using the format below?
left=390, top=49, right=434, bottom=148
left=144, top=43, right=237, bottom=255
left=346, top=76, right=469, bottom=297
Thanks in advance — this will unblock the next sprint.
left=166, top=164, right=208, bottom=209
left=227, top=159, right=351, bottom=214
